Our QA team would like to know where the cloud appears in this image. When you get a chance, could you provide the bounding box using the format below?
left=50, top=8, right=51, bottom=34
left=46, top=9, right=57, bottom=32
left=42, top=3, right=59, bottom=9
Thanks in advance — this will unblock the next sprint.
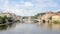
left=24, top=2, right=33, bottom=7
left=0, top=0, right=60, bottom=16
left=36, top=0, right=60, bottom=11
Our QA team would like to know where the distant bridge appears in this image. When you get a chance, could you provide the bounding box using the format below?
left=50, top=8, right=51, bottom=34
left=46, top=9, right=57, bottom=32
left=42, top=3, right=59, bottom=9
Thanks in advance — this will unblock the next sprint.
left=14, top=16, right=42, bottom=23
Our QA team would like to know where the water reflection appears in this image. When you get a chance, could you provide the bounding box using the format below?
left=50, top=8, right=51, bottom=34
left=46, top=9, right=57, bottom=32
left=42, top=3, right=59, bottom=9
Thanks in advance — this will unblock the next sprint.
left=43, top=23, right=60, bottom=30
left=0, top=21, right=60, bottom=34
left=0, top=25, right=8, bottom=30
left=0, top=23, right=16, bottom=31
left=45, top=23, right=52, bottom=30
left=52, top=24, right=60, bottom=30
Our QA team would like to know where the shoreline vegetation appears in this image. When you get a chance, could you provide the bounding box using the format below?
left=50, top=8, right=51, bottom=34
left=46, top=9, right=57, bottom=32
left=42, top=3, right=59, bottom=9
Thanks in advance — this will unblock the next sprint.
left=0, top=15, right=14, bottom=25
left=52, top=20, right=60, bottom=24
left=0, top=11, right=60, bottom=25
left=32, top=13, right=46, bottom=19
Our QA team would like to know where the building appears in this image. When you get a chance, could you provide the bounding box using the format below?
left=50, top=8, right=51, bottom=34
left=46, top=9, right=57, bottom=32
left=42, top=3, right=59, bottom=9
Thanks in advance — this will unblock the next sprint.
left=38, top=11, right=60, bottom=21
left=52, top=12, right=60, bottom=21
left=41, top=11, right=54, bottom=20
left=15, top=16, right=22, bottom=20
left=0, top=13, right=16, bottom=17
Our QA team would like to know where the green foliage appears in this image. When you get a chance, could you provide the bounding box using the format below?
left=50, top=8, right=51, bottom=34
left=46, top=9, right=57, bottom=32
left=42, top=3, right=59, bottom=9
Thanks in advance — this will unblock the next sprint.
left=2, top=15, right=8, bottom=23
left=53, top=20, right=60, bottom=24
left=3, top=15, right=8, bottom=19
left=0, top=17, right=3, bottom=24
left=0, top=15, right=14, bottom=24
left=32, top=13, right=46, bottom=19
left=8, top=17, right=13, bottom=22
left=23, top=16, right=28, bottom=19
left=0, top=16, right=7, bottom=24
left=0, top=25, right=8, bottom=30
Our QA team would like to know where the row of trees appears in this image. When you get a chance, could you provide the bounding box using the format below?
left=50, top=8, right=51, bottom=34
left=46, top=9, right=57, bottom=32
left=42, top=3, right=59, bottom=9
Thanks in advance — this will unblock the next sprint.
left=0, top=15, right=14, bottom=24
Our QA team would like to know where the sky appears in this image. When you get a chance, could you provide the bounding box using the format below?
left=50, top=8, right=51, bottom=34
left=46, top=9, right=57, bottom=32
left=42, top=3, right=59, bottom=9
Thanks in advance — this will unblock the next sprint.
left=0, top=0, right=60, bottom=16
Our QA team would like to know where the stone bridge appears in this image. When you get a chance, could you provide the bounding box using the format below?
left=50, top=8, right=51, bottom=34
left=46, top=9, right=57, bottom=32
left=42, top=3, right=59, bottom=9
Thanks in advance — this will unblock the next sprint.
left=14, top=16, right=42, bottom=23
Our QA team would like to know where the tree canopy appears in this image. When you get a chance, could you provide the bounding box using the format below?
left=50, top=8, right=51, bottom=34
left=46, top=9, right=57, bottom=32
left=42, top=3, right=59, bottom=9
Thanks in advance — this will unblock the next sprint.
left=32, top=13, right=46, bottom=19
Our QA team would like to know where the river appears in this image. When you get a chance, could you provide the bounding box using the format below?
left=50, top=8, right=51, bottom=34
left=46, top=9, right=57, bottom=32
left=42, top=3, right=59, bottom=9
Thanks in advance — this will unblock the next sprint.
left=0, top=20, right=60, bottom=34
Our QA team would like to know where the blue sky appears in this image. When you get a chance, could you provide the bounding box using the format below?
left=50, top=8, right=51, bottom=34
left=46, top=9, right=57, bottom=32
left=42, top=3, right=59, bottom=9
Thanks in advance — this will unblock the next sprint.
left=0, top=0, right=60, bottom=16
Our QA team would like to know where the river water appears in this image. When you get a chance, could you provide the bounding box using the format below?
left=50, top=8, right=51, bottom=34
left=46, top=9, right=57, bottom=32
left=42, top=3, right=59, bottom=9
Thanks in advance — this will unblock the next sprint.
left=0, top=20, right=60, bottom=34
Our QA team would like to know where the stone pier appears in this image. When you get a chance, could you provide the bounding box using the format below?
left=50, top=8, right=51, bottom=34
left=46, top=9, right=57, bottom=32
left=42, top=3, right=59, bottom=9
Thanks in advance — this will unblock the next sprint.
left=20, top=17, right=23, bottom=23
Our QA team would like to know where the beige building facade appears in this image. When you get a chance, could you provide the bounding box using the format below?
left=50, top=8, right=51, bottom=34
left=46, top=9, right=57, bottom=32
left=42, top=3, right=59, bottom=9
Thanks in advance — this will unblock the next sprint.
left=38, top=11, right=60, bottom=21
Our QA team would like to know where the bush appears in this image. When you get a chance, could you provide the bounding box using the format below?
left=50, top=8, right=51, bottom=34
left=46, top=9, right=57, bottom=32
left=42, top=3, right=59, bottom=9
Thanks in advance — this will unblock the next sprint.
left=0, top=15, right=14, bottom=24
left=2, top=15, right=8, bottom=23
left=3, top=15, right=8, bottom=19
left=2, top=19, right=6, bottom=23
left=7, top=17, right=13, bottom=22
left=53, top=20, right=60, bottom=24
left=0, top=18, right=3, bottom=24
left=0, top=15, right=8, bottom=24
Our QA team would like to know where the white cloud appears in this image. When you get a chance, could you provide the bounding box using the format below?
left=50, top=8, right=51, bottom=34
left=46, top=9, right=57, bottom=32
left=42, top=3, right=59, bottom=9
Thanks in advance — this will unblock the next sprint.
left=36, top=0, right=60, bottom=11
left=0, top=0, right=60, bottom=16
left=24, top=2, right=33, bottom=7
left=3, top=7, right=23, bottom=15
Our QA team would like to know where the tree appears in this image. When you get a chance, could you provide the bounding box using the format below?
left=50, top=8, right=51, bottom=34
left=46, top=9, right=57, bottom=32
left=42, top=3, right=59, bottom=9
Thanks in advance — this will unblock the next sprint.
left=0, top=17, right=3, bottom=24
left=32, top=13, right=46, bottom=19
left=8, top=17, right=13, bottom=22
left=2, top=15, right=8, bottom=23
left=3, top=15, right=8, bottom=19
